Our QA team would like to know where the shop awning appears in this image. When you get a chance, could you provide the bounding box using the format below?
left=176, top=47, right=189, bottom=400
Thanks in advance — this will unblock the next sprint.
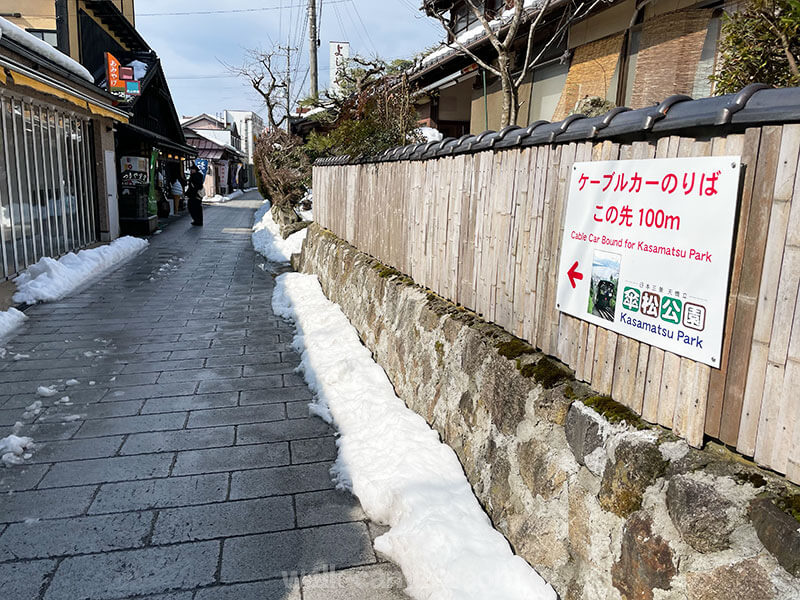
left=120, top=122, right=197, bottom=157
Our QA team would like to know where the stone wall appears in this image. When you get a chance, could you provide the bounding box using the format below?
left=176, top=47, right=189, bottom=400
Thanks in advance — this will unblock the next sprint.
left=296, top=224, right=800, bottom=600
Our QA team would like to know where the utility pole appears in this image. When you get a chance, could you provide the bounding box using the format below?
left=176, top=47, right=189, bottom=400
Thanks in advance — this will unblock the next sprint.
left=308, top=0, right=319, bottom=99
left=278, top=43, right=293, bottom=133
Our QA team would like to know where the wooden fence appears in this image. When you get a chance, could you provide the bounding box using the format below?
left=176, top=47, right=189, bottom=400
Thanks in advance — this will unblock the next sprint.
left=313, top=124, right=800, bottom=484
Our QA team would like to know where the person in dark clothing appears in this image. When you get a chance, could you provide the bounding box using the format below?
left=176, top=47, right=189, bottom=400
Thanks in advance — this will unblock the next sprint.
left=186, top=164, right=204, bottom=226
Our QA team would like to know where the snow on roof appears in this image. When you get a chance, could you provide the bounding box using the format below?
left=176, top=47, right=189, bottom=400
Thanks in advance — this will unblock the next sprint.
left=419, top=0, right=545, bottom=69
left=191, top=128, right=242, bottom=155
left=0, top=17, right=94, bottom=84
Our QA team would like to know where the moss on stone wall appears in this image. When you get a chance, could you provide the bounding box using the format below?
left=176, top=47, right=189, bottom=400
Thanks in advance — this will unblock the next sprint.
left=496, top=338, right=536, bottom=360
left=583, top=395, right=649, bottom=430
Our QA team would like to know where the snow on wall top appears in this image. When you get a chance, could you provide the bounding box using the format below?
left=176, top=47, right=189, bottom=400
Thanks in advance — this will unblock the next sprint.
left=0, top=17, right=94, bottom=84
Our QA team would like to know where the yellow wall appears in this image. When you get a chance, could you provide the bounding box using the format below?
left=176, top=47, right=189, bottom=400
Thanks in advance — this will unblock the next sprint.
left=0, top=0, right=56, bottom=30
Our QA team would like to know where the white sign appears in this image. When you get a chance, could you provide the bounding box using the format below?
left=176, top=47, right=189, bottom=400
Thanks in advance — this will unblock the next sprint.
left=555, top=156, right=741, bottom=367
left=329, top=41, right=350, bottom=96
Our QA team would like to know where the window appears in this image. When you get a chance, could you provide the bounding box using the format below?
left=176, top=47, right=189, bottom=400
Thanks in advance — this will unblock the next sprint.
left=26, top=29, right=58, bottom=48
left=452, top=3, right=479, bottom=34
left=528, top=60, right=570, bottom=122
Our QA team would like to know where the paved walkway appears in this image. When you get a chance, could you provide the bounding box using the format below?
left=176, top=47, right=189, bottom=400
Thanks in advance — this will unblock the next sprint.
left=0, top=192, right=406, bottom=600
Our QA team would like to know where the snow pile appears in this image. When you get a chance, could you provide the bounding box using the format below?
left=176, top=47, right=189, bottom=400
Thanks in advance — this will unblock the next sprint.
left=203, top=190, right=243, bottom=203
left=416, top=126, right=444, bottom=142
left=0, top=434, right=34, bottom=467
left=272, top=272, right=557, bottom=600
left=0, top=17, right=94, bottom=83
left=13, top=236, right=148, bottom=304
left=252, top=201, right=307, bottom=264
left=0, top=308, right=27, bottom=341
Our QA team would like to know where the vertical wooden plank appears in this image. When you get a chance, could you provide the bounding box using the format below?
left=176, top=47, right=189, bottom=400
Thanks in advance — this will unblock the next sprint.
left=738, top=196, right=792, bottom=455
left=642, top=347, right=665, bottom=423
left=658, top=352, right=682, bottom=428
left=705, top=131, right=755, bottom=438
left=720, top=126, right=783, bottom=446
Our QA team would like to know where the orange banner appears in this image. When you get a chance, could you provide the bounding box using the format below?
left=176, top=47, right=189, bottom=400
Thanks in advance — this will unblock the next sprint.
left=106, top=52, right=124, bottom=90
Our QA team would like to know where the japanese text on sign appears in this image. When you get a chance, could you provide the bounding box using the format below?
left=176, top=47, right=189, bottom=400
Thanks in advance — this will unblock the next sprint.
left=555, top=156, right=741, bottom=367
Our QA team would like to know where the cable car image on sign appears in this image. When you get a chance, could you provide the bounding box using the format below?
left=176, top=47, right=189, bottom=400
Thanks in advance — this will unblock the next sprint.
left=555, top=156, right=741, bottom=367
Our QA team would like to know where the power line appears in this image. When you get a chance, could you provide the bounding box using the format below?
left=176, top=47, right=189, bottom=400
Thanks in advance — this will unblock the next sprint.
left=136, top=1, right=348, bottom=17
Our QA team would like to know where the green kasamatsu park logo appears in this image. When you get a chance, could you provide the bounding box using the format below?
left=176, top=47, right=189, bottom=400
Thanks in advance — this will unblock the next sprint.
left=621, top=286, right=706, bottom=332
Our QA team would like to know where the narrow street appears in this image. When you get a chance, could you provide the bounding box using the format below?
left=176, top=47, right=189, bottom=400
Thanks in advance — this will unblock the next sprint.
left=0, top=192, right=405, bottom=600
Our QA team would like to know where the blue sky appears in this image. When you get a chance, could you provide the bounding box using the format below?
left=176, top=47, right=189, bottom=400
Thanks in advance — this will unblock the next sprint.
left=134, top=0, right=443, bottom=119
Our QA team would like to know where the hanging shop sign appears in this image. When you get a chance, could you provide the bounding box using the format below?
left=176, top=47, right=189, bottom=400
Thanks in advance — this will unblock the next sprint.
left=329, top=41, right=350, bottom=96
left=105, top=52, right=125, bottom=90
left=555, top=156, right=741, bottom=367
left=194, top=158, right=209, bottom=178
left=119, top=155, right=149, bottom=187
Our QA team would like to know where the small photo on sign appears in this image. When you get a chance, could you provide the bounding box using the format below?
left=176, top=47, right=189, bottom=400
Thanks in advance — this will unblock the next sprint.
left=588, top=250, right=621, bottom=322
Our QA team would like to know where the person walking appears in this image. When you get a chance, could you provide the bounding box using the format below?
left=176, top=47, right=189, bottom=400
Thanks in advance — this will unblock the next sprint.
left=186, top=164, right=204, bottom=226
left=170, top=176, right=185, bottom=214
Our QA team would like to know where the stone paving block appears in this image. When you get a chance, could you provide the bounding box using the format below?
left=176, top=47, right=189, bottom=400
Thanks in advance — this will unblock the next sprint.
left=39, top=453, right=174, bottom=488
left=121, top=427, right=235, bottom=455
left=121, top=358, right=206, bottom=374
left=135, top=340, right=212, bottom=354
left=24, top=421, right=82, bottom=441
left=74, top=412, right=187, bottom=438
left=237, top=418, right=334, bottom=445
left=153, top=496, right=295, bottom=544
left=302, top=563, right=409, bottom=600
left=172, top=443, right=289, bottom=476
left=104, top=372, right=161, bottom=387
left=204, top=352, right=281, bottom=367
left=291, top=437, right=337, bottom=464
left=169, top=346, right=245, bottom=361
left=157, top=366, right=243, bottom=384
left=286, top=401, right=310, bottom=419
left=70, top=399, right=145, bottom=419
left=0, top=485, right=97, bottom=523
left=142, top=392, right=238, bottom=414
left=44, top=541, right=220, bottom=600
left=0, top=559, right=57, bottom=600
left=295, top=489, right=366, bottom=528
left=282, top=373, right=306, bottom=387
left=100, top=381, right=198, bottom=401
left=0, top=511, right=153, bottom=560
left=241, top=362, right=297, bottom=377
left=194, top=580, right=302, bottom=600
left=197, top=375, right=282, bottom=394
left=230, top=463, right=335, bottom=500
left=239, top=386, right=312, bottom=406
left=221, top=522, right=376, bottom=583
left=0, top=464, right=49, bottom=492
left=187, top=405, right=285, bottom=429
left=90, top=473, right=229, bottom=514
left=30, top=435, right=124, bottom=463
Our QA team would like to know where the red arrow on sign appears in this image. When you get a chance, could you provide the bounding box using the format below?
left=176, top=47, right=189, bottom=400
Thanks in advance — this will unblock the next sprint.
left=567, top=261, right=583, bottom=288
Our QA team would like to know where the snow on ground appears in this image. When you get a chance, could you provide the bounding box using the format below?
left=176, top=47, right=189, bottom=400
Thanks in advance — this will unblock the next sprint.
left=252, top=201, right=308, bottom=264
left=0, top=308, right=27, bottom=341
left=13, top=236, right=148, bottom=304
left=204, top=190, right=244, bottom=204
left=0, top=434, right=34, bottom=467
left=0, top=17, right=94, bottom=83
left=416, top=126, right=444, bottom=142
left=272, top=273, right=557, bottom=600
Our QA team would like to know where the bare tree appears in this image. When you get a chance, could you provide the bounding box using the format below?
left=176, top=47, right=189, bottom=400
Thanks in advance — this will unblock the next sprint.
left=423, top=0, right=605, bottom=127
left=228, top=48, right=289, bottom=131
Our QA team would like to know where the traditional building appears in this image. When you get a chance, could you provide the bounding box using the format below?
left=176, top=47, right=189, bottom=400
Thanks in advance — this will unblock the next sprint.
left=0, top=16, right=130, bottom=282
left=182, top=114, right=245, bottom=197
left=415, top=0, right=724, bottom=134
left=2, top=0, right=194, bottom=236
